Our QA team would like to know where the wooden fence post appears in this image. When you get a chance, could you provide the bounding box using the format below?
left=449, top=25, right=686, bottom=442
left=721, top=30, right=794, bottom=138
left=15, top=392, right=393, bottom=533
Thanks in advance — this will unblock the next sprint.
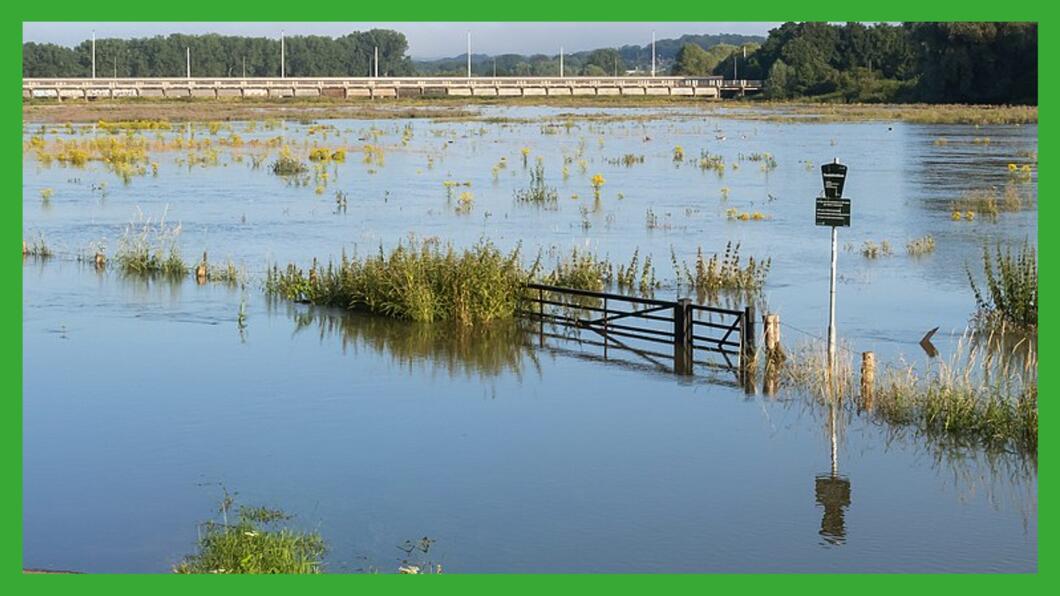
left=673, top=298, right=692, bottom=375
left=741, top=305, right=756, bottom=368
left=860, top=351, right=876, bottom=411
left=763, top=313, right=782, bottom=361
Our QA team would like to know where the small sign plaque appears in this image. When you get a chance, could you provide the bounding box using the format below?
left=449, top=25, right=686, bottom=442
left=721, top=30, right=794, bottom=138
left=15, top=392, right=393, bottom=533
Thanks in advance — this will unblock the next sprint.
left=816, top=197, right=851, bottom=227
left=821, top=163, right=848, bottom=199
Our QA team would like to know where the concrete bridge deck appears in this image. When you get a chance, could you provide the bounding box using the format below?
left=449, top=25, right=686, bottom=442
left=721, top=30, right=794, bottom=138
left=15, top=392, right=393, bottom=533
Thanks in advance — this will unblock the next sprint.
left=23, top=76, right=763, bottom=100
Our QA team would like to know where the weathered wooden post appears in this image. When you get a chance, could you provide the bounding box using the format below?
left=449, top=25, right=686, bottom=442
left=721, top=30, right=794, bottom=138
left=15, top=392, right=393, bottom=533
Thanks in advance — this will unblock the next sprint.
left=860, top=351, right=876, bottom=411
left=763, top=313, right=783, bottom=361
left=673, top=298, right=693, bottom=375
left=741, top=305, right=756, bottom=368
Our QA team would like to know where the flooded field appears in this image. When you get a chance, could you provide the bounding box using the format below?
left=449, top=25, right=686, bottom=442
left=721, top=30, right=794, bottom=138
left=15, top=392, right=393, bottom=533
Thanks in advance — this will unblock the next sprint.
left=22, top=105, right=1037, bottom=572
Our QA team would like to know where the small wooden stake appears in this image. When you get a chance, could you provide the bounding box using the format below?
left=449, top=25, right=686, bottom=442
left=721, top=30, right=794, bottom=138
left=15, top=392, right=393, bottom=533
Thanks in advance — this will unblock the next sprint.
left=195, top=251, right=208, bottom=285
left=763, top=313, right=783, bottom=362
left=860, top=351, right=876, bottom=410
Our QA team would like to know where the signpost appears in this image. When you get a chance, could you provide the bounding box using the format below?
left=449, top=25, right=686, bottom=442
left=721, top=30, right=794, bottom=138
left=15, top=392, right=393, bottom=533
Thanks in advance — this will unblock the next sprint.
left=817, top=159, right=850, bottom=372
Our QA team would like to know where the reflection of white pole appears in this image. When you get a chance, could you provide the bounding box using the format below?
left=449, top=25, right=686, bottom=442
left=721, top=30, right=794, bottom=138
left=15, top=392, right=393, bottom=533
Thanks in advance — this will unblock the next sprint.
left=830, top=404, right=838, bottom=477
left=91, top=31, right=96, bottom=79
left=828, top=225, right=838, bottom=372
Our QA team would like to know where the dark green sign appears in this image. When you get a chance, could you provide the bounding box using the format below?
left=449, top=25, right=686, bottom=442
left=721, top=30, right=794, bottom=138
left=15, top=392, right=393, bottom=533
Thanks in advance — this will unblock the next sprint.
left=816, top=197, right=851, bottom=227
left=821, top=162, right=848, bottom=199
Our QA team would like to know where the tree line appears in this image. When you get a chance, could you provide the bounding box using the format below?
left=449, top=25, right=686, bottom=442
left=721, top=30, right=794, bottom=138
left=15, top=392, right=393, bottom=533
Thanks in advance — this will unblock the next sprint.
left=671, top=22, right=1036, bottom=104
left=23, top=23, right=1036, bottom=104
left=22, top=30, right=412, bottom=78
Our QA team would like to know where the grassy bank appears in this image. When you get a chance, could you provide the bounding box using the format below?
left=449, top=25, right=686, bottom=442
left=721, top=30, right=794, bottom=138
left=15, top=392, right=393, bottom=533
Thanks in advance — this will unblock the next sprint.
left=23, top=96, right=1037, bottom=125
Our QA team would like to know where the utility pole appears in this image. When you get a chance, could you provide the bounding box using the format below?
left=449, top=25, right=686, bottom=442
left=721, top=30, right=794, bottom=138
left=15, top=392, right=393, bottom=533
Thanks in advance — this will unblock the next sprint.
left=91, top=30, right=96, bottom=79
left=559, top=46, right=564, bottom=77
left=651, top=31, right=656, bottom=77
left=242, top=57, right=246, bottom=78
left=466, top=31, right=471, bottom=78
left=374, top=46, right=379, bottom=77
left=493, top=57, right=496, bottom=77
left=733, top=51, right=737, bottom=81
left=280, top=31, right=285, bottom=78
left=186, top=47, right=190, bottom=79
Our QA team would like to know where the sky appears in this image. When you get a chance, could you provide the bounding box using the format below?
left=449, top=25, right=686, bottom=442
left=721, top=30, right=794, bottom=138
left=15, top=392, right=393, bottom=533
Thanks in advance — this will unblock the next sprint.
left=22, top=22, right=781, bottom=59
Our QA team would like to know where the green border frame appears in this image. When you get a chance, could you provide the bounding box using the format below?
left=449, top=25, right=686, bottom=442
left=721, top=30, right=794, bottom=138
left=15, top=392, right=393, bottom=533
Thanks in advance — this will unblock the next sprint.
left=8, top=5, right=1047, bottom=592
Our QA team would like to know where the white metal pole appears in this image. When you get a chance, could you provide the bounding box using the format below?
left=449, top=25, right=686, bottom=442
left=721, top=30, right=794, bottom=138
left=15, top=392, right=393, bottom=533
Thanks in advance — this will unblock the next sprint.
left=374, top=46, right=379, bottom=77
left=466, top=32, right=471, bottom=78
left=186, top=47, right=190, bottom=79
left=92, top=31, right=96, bottom=79
left=243, top=57, right=246, bottom=78
left=651, top=31, right=656, bottom=77
left=559, top=47, right=563, bottom=77
left=281, top=32, right=285, bottom=78
left=828, top=225, right=838, bottom=371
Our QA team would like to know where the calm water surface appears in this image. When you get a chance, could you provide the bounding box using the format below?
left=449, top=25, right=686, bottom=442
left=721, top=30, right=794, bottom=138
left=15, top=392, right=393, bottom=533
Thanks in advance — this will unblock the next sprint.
left=23, top=106, right=1037, bottom=572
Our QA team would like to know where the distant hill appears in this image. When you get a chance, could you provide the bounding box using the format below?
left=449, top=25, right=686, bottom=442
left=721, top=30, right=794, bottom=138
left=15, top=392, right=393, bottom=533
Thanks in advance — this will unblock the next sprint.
left=413, top=33, right=765, bottom=76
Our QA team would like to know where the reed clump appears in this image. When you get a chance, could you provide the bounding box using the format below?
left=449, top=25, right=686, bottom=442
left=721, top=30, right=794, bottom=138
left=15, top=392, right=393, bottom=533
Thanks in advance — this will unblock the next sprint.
left=175, top=499, right=325, bottom=574
left=23, top=234, right=53, bottom=258
left=541, top=248, right=609, bottom=292
left=968, top=241, right=1037, bottom=330
left=266, top=241, right=528, bottom=326
left=115, top=214, right=188, bottom=277
left=951, top=184, right=1026, bottom=218
left=513, top=162, right=558, bottom=205
left=860, top=240, right=893, bottom=258
left=873, top=340, right=1037, bottom=453
left=906, top=235, right=936, bottom=256
left=673, top=242, right=771, bottom=294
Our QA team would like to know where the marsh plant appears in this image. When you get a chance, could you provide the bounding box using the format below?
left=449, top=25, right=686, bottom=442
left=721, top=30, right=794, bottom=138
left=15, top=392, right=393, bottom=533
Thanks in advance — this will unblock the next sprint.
left=673, top=242, right=771, bottom=295
left=906, top=235, right=936, bottom=256
left=22, top=234, right=53, bottom=258
left=951, top=183, right=1026, bottom=218
left=860, top=240, right=893, bottom=258
left=513, top=162, right=558, bottom=206
left=175, top=498, right=325, bottom=574
left=968, top=241, right=1037, bottom=330
left=873, top=337, right=1037, bottom=454
left=115, top=212, right=188, bottom=277
left=266, top=241, right=529, bottom=326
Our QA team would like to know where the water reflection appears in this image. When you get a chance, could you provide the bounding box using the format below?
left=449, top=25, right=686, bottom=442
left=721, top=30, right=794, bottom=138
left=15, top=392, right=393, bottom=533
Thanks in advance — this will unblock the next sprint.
left=278, top=301, right=543, bottom=380
left=816, top=403, right=852, bottom=546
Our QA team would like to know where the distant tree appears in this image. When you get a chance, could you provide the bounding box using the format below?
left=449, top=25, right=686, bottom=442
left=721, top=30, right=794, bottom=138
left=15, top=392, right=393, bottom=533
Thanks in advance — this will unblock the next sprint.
left=582, top=48, right=624, bottom=75
left=764, top=59, right=792, bottom=99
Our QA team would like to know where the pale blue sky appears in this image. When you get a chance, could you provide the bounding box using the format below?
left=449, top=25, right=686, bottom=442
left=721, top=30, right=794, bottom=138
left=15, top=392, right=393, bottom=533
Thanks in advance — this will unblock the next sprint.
left=22, top=22, right=780, bottom=59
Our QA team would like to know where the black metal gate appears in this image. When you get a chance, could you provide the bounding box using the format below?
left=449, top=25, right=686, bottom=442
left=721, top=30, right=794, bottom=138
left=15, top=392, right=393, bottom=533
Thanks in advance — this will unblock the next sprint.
left=520, top=283, right=754, bottom=375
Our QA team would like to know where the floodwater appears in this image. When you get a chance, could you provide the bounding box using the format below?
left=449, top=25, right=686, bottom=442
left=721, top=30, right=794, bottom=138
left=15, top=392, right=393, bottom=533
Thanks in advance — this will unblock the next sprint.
left=23, top=106, right=1037, bottom=572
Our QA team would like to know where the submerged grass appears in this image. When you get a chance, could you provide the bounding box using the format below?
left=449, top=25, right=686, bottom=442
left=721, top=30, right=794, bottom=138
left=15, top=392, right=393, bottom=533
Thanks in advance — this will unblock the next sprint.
left=781, top=335, right=1037, bottom=455
left=874, top=338, right=1037, bottom=454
